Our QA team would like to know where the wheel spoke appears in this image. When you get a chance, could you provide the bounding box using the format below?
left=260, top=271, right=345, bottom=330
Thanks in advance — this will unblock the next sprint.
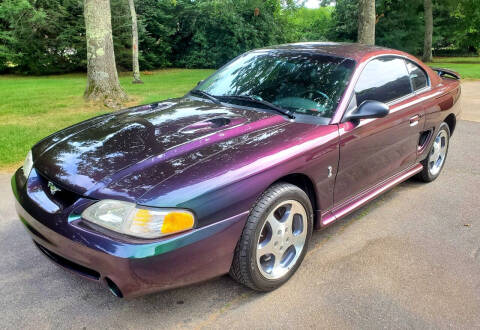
left=257, top=238, right=275, bottom=257
left=430, top=142, right=441, bottom=163
left=290, top=202, right=303, bottom=218
left=272, top=252, right=282, bottom=269
left=284, top=204, right=297, bottom=229
left=266, top=215, right=282, bottom=238
left=291, top=232, right=306, bottom=248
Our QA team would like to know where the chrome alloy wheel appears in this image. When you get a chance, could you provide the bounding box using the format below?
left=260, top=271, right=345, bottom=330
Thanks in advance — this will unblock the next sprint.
left=428, top=130, right=449, bottom=176
left=256, top=200, right=308, bottom=280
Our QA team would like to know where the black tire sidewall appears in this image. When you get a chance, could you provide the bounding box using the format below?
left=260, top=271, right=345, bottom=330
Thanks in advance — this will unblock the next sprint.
left=246, top=185, right=313, bottom=291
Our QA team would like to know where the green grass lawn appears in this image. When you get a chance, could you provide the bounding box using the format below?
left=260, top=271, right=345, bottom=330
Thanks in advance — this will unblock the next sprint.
left=0, top=69, right=213, bottom=171
left=427, top=56, right=480, bottom=79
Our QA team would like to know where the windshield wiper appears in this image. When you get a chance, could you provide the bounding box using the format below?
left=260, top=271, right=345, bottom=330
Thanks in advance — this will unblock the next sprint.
left=190, top=90, right=222, bottom=105
left=219, top=95, right=295, bottom=119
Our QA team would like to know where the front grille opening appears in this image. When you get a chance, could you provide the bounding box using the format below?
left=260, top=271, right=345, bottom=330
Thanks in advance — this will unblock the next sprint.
left=34, top=242, right=100, bottom=280
left=105, top=277, right=123, bottom=298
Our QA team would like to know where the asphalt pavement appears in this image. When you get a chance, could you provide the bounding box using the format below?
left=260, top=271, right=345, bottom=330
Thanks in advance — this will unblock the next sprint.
left=0, top=89, right=479, bottom=329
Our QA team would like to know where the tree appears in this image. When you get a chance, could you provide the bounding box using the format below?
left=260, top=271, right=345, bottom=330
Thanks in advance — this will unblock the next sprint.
left=451, top=0, right=480, bottom=54
left=128, top=0, right=143, bottom=83
left=375, top=0, right=423, bottom=54
left=422, top=0, right=433, bottom=62
left=172, top=0, right=294, bottom=69
left=84, top=0, right=127, bottom=108
left=0, top=0, right=87, bottom=75
left=357, top=0, right=375, bottom=45
left=3, top=0, right=477, bottom=75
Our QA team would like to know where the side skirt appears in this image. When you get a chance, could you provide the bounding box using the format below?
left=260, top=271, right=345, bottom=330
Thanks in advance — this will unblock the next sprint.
left=320, top=163, right=423, bottom=227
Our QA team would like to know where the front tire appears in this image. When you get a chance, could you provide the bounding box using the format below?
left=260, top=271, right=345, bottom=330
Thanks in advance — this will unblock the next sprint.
left=230, top=183, right=313, bottom=291
left=417, top=122, right=450, bottom=182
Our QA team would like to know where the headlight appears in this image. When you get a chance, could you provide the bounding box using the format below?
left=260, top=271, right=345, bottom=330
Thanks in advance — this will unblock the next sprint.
left=23, top=150, right=33, bottom=179
left=81, top=199, right=195, bottom=239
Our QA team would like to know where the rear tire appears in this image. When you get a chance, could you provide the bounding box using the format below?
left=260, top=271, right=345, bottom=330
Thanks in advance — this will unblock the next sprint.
left=230, top=183, right=313, bottom=291
left=417, top=122, right=450, bottom=182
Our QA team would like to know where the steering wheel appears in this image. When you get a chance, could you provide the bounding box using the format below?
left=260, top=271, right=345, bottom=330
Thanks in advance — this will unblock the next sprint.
left=300, top=89, right=330, bottom=104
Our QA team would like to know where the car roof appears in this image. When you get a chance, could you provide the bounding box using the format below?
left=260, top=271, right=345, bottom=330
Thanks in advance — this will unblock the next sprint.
left=259, top=42, right=401, bottom=62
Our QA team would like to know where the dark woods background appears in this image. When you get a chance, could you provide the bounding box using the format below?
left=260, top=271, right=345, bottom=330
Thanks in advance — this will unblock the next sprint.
left=0, top=0, right=478, bottom=75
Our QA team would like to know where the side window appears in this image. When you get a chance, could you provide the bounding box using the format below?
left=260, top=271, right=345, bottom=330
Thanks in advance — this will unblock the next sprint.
left=406, top=61, right=428, bottom=91
left=355, top=57, right=413, bottom=105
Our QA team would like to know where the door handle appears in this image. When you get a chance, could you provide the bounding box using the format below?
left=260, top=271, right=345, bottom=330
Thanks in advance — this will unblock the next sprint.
left=410, top=115, right=420, bottom=127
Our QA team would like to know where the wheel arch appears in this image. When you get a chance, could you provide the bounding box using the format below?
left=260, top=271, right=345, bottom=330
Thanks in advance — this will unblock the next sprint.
left=272, top=173, right=318, bottom=223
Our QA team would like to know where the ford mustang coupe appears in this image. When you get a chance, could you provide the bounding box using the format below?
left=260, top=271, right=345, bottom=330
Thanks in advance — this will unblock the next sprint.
left=12, top=43, right=461, bottom=298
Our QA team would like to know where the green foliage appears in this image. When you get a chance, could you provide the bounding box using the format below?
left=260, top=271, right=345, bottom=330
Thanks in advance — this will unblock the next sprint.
left=451, top=0, right=480, bottom=52
left=171, top=0, right=294, bottom=68
left=136, top=0, right=178, bottom=69
left=328, top=0, right=480, bottom=56
left=0, top=0, right=478, bottom=74
left=327, top=0, right=358, bottom=42
left=288, top=7, right=333, bottom=41
left=0, top=0, right=305, bottom=74
left=111, top=0, right=135, bottom=70
left=329, top=0, right=425, bottom=53
left=375, top=0, right=424, bottom=54
left=0, top=0, right=86, bottom=74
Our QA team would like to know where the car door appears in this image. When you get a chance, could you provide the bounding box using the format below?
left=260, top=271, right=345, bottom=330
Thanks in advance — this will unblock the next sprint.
left=333, top=56, right=426, bottom=205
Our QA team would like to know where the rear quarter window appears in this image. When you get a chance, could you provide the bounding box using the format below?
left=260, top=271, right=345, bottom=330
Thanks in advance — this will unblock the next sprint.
left=406, top=61, right=429, bottom=91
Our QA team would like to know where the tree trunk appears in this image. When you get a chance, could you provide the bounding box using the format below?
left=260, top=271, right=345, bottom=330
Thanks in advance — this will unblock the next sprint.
left=358, top=0, right=375, bottom=45
left=128, top=0, right=143, bottom=84
left=84, top=0, right=127, bottom=108
left=422, top=0, right=433, bottom=62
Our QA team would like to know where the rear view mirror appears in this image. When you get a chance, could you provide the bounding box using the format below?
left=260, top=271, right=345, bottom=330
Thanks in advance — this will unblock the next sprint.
left=346, top=100, right=389, bottom=122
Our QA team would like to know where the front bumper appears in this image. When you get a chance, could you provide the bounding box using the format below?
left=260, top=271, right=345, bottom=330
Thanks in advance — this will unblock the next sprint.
left=13, top=169, right=248, bottom=298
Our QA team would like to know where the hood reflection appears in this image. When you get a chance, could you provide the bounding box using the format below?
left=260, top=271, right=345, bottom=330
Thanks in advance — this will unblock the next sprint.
left=33, top=98, right=287, bottom=197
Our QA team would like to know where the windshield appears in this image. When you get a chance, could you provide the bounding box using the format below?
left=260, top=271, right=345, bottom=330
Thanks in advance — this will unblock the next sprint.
left=194, top=50, right=355, bottom=119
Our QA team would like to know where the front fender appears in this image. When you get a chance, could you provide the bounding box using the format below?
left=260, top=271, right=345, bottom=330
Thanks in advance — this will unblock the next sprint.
left=139, top=124, right=340, bottom=228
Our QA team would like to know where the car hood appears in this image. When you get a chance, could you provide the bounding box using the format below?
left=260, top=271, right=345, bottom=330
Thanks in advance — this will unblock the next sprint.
left=32, top=98, right=289, bottom=199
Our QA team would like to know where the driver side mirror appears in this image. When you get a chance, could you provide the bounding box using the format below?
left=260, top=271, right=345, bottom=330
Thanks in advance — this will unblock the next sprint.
left=346, top=100, right=389, bottom=122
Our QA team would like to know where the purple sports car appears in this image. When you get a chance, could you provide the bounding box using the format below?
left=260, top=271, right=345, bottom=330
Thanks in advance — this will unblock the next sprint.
left=12, top=43, right=461, bottom=298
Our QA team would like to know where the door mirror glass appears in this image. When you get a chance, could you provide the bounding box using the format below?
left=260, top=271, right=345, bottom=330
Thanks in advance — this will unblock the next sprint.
left=346, top=100, right=389, bottom=122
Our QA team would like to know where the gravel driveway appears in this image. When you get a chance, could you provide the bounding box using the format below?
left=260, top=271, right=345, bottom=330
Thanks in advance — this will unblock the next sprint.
left=0, top=81, right=479, bottom=329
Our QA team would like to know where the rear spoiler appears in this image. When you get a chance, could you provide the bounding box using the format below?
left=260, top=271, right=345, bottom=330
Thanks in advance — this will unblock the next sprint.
left=431, top=67, right=461, bottom=80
